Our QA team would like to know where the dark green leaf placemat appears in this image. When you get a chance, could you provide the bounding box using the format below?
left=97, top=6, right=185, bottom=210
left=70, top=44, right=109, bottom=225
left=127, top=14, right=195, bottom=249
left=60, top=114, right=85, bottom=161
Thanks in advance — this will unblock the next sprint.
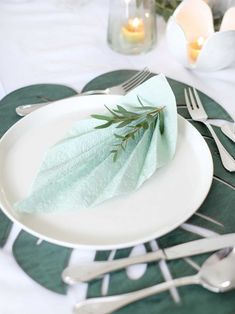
left=0, top=83, right=77, bottom=135
left=13, top=231, right=71, bottom=295
left=0, top=84, right=77, bottom=294
left=0, top=72, right=234, bottom=312
left=0, top=210, right=12, bottom=247
left=84, top=71, right=235, bottom=313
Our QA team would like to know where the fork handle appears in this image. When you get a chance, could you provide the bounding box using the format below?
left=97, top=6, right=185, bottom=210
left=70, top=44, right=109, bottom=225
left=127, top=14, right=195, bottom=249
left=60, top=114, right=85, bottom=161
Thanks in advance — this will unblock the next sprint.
left=15, top=89, right=109, bottom=116
left=204, top=122, right=235, bottom=172
left=74, top=275, right=198, bottom=314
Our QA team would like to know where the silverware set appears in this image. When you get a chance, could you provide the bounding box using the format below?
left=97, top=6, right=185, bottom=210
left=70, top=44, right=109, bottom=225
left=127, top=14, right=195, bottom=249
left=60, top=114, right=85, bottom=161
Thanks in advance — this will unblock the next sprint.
left=62, top=234, right=235, bottom=314
left=14, top=70, right=235, bottom=312
left=74, top=248, right=235, bottom=314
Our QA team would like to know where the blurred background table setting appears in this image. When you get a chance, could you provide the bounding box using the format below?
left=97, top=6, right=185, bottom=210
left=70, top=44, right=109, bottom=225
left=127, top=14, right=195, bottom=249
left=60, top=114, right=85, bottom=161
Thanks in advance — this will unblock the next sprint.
left=0, top=0, right=235, bottom=313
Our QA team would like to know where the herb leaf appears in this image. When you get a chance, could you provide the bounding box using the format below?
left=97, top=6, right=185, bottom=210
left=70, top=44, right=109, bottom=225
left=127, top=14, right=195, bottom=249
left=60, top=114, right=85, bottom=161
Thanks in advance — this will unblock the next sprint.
left=91, top=114, right=112, bottom=121
left=95, top=121, right=113, bottom=129
left=92, top=96, right=165, bottom=161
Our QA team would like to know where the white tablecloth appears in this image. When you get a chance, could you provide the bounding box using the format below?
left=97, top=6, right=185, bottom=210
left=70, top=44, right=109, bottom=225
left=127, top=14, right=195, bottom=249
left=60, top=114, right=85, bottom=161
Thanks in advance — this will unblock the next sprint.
left=0, top=1, right=234, bottom=313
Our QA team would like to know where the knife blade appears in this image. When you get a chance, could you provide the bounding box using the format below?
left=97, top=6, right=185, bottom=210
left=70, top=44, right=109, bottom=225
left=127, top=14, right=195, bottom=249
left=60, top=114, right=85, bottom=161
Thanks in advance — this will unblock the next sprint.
left=164, top=233, right=235, bottom=259
left=62, top=233, right=235, bottom=284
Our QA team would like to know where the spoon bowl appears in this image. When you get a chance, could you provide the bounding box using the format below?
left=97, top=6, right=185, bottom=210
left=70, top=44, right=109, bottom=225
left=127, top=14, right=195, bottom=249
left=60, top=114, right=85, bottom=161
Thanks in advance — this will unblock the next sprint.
left=199, top=247, right=235, bottom=293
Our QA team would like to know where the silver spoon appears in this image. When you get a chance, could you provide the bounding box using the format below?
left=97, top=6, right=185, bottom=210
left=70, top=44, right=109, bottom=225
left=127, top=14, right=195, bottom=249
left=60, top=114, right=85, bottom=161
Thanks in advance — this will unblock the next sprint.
left=74, top=247, right=235, bottom=314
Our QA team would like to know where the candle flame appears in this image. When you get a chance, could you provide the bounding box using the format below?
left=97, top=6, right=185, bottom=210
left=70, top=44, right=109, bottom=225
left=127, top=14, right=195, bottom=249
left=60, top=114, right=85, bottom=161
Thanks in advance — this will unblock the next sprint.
left=188, top=36, right=206, bottom=63
left=132, top=17, right=142, bottom=29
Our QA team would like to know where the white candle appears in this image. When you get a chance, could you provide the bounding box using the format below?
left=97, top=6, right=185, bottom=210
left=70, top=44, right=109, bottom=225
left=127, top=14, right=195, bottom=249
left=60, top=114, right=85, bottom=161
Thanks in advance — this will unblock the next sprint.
left=122, top=17, right=145, bottom=43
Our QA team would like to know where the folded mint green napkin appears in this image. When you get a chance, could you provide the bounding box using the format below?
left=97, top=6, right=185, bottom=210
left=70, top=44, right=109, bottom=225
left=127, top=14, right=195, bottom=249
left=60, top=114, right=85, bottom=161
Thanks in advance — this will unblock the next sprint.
left=15, top=74, right=177, bottom=213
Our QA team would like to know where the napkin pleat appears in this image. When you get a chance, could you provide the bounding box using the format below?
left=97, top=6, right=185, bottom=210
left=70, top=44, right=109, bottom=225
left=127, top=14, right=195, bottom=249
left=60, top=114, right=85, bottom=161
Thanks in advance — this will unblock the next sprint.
left=15, top=74, right=177, bottom=214
left=40, top=120, right=115, bottom=171
left=92, top=127, right=152, bottom=207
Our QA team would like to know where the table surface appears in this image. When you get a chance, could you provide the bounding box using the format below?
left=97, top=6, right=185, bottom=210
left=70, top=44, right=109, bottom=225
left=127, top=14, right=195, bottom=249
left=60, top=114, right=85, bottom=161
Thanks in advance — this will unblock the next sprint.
left=0, top=1, right=234, bottom=314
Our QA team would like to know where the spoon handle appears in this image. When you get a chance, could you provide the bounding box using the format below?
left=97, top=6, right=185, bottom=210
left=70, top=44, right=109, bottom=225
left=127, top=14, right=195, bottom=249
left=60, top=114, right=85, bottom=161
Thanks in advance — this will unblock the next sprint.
left=74, top=275, right=199, bottom=314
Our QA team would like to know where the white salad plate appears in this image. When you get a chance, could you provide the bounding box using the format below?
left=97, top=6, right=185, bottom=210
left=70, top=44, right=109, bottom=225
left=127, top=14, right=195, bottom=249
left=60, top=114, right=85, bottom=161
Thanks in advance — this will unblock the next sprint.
left=0, top=95, right=213, bottom=250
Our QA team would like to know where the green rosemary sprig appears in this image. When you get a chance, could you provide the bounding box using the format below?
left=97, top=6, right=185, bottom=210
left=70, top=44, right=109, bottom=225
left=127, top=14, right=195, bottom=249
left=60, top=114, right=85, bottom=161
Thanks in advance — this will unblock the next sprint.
left=91, top=96, right=165, bottom=162
left=155, top=0, right=182, bottom=21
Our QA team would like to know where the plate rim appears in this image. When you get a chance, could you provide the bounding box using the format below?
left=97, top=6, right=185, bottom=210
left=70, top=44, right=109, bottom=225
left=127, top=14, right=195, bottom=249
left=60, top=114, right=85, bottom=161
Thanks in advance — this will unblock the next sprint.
left=0, top=95, right=214, bottom=250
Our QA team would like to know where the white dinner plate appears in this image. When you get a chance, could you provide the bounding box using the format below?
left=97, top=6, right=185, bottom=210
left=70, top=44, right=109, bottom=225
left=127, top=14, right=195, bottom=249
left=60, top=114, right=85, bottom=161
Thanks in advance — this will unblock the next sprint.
left=0, top=95, right=213, bottom=250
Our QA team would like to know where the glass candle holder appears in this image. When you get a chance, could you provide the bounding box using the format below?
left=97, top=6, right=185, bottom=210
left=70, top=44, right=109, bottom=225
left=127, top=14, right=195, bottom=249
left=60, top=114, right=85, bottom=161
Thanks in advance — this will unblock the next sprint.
left=107, top=0, right=157, bottom=55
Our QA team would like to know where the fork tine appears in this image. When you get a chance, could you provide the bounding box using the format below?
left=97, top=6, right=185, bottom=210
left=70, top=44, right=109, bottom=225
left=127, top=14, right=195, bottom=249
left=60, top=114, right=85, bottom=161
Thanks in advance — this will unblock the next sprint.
left=184, top=88, right=195, bottom=116
left=184, top=89, right=191, bottom=109
left=122, top=67, right=149, bottom=88
left=193, top=88, right=207, bottom=115
left=123, top=69, right=151, bottom=92
left=185, top=89, right=235, bottom=172
left=188, top=88, right=198, bottom=110
left=123, top=71, right=150, bottom=92
left=124, top=71, right=150, bottom=91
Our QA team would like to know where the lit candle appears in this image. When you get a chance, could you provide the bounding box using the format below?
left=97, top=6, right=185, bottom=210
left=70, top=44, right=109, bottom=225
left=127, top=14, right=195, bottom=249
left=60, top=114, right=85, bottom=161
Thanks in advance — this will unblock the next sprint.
left=122, top=17, right=145, bottom=44
left=188, top=36, right=206, bottom=63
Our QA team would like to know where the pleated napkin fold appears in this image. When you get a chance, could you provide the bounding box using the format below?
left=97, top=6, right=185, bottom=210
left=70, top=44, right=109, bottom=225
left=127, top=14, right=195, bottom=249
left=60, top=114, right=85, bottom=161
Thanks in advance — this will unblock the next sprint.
left=15, top=74, right=177, bottom=213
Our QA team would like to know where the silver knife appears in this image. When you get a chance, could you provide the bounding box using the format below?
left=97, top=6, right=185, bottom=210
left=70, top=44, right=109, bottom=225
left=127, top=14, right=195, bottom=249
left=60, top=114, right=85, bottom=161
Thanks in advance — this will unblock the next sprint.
left=62, top=233, right=235, bottom=284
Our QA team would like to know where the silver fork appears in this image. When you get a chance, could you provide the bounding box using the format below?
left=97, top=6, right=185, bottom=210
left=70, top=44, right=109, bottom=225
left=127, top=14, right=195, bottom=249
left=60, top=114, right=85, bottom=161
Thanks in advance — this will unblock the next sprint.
left=184, top=87, right=235, bottom=172
left=15, top=68, right=151, bottom=116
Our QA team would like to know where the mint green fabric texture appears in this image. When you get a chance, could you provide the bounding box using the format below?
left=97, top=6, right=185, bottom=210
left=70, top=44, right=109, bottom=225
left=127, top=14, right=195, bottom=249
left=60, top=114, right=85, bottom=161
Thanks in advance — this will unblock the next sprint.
left=15, top=75, right=177, bottom=213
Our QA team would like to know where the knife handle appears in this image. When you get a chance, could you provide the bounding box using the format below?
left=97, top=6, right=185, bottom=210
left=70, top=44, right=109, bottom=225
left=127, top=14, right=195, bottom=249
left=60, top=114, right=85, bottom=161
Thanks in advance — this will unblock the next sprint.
left=62, top=250, right=165, bottom=283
